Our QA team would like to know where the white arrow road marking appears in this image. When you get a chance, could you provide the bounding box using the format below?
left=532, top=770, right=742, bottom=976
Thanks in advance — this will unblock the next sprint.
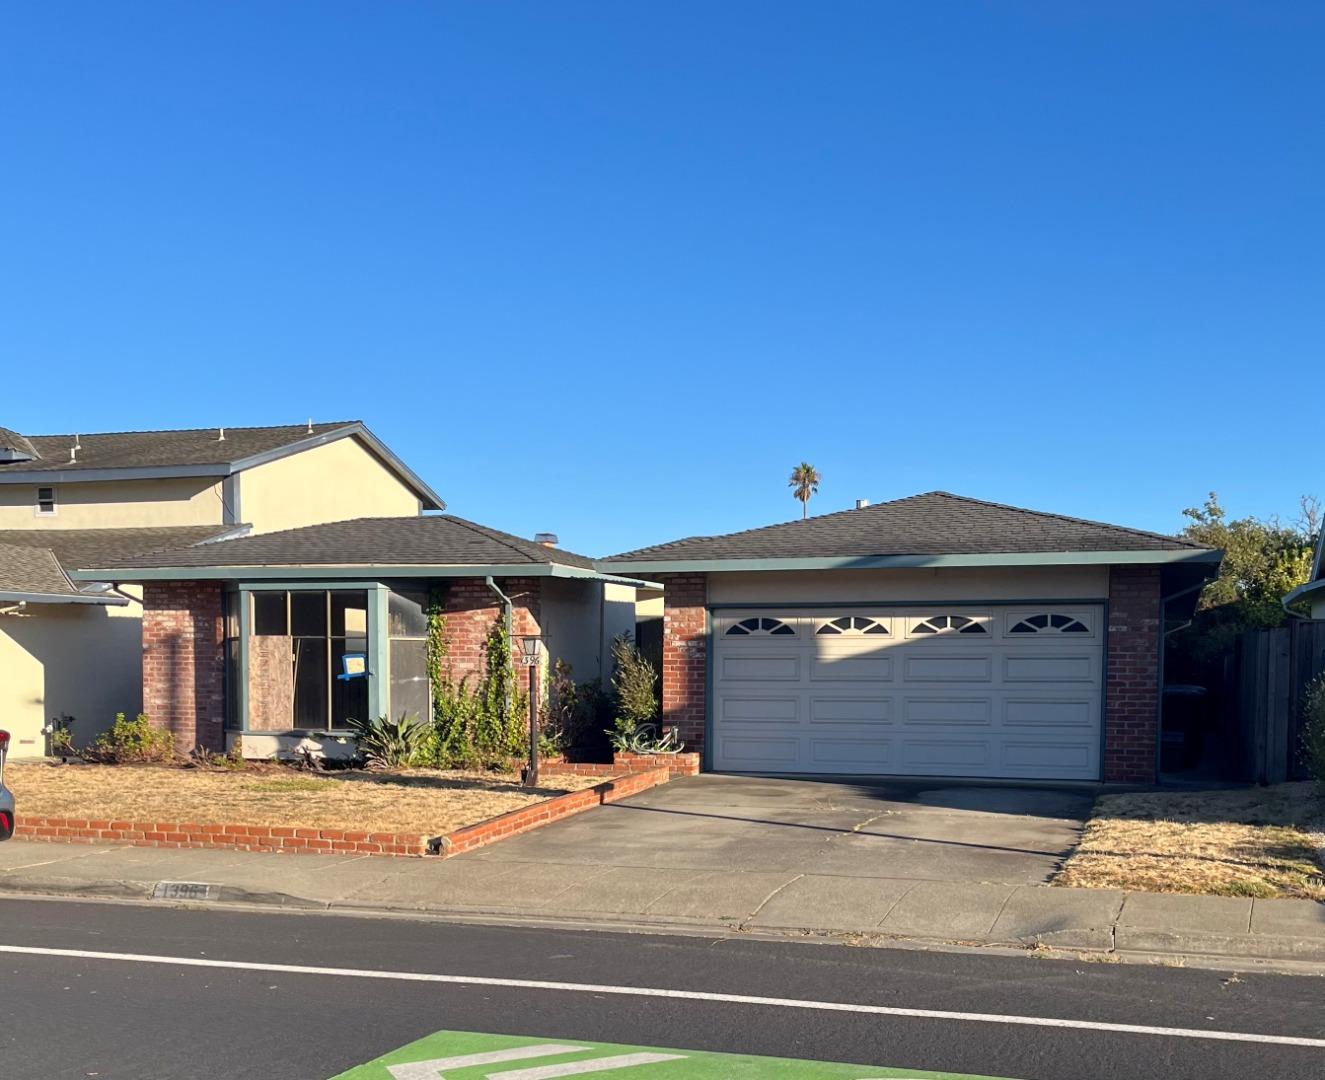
left=1, top=944, right=1323, bottom=1050
left=387, top=1044, right=589, bottom=1079
left=488, top=1053, right=685, bottom=1078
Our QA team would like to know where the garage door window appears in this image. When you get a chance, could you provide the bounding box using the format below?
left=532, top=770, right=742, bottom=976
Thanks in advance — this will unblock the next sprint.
left=726, top=617, right=796, bottom=636
left=1009, top=614, right=1089, bottom=634
left=816, top=616, right=890, bottom=636
left=912, top=615, right=987, bottom=635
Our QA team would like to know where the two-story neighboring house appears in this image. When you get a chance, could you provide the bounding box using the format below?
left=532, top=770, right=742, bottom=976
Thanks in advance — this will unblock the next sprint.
left=0, top=422, right=443, bottom=757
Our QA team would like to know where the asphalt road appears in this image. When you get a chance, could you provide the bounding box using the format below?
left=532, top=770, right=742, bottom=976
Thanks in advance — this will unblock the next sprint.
left=0, top=897, right=1321, bottom=1080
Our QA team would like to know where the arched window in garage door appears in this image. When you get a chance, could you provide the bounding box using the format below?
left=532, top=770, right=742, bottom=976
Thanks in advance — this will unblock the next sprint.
left=725, top=617, right=796, bottom=636
left=815, top=616, right=890, bottom=636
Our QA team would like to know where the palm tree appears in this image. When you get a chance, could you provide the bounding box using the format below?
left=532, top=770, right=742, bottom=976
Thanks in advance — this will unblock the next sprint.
left=788, top=462, right=821, bottom=519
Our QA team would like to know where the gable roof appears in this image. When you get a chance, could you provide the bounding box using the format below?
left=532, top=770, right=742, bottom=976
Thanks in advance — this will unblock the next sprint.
left=0, top=525, right=241, bottom=604
left=0, top=526, right=244, bottom=572
left=0, top=422, right=444, bottom=510
left=0, top=542, right=85, bottom=600
left=69, top=515, right=660, bottom=588
left=601, top=492, right=1220, bottom=572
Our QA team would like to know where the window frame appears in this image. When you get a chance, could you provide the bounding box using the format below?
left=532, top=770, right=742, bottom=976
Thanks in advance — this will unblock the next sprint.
left=35, top=485, right=56, bottom=517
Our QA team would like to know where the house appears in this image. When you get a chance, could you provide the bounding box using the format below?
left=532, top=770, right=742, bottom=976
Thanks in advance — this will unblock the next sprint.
left=599, top=492, right=1222, bottom=784
left=1284, top=527, right=1325, bottom=619
left=75, top=517, right=643, bottom=759
left=0, top=421, right=443, bottom=757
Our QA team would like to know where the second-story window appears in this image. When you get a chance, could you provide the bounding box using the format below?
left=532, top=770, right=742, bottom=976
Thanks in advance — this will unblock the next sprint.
left=35, top=486, right=56, bottom=516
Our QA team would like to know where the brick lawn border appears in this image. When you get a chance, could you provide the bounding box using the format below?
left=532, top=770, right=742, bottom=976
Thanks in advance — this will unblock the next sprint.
left=11, top=762, right=682, bottom=859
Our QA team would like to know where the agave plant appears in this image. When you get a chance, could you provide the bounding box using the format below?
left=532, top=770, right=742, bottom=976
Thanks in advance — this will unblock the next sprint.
left=346, top=712, right=430, bottom=768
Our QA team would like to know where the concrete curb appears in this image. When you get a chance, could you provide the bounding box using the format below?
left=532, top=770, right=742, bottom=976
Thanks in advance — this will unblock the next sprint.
left=3, top=874, right=1323, bottom=974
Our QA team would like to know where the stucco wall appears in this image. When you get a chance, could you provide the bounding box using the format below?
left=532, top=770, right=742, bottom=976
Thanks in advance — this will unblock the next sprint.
left=237, top=437, right=421, bottom=534
left=1314, top=598, right=1325, bottom=620
left=0, top=477, right=224, bottom=529
left=706, top=565, right=1110, bottom=604
left=537, top=580, right=640, bottom=684
left=0, top=589, right=144, bottom=758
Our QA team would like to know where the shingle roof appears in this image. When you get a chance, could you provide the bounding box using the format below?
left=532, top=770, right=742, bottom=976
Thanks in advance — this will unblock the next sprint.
left=0, top=423, right=354, bottom=473
left=90, top=515, right=597, bottom=571
left=0, top=542, right=82, bottom=597
left=0, top=526, right=244, bottom=573
left=604, top=492, right=1211, bottom=563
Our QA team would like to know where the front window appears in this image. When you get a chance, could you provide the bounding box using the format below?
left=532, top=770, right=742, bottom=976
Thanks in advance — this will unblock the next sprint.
left=35, top=486, right=56, bottom=516
left=246, top=590, right=369, bottom=732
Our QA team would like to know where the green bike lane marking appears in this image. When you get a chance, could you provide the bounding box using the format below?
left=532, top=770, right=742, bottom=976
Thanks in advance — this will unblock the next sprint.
left=332, top=1030, right=1014, bottom=1079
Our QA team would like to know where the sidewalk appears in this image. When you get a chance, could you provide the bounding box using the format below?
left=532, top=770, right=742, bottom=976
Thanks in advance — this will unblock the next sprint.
left=2, top=839, right=1323, bottom=968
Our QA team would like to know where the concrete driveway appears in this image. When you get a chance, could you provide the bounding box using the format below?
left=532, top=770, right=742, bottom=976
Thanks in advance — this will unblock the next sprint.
left=441, top=774, right=1098, bottom=931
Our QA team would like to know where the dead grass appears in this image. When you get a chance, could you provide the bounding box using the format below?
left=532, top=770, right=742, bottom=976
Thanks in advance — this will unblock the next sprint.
left=7, top=762, right=604, bottom=838
left=1054, top=782, right=1325, bottom=901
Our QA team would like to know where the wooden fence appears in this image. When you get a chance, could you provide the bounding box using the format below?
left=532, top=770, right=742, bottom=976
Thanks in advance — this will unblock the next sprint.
left=1234, top=620, right=1325, bottom=783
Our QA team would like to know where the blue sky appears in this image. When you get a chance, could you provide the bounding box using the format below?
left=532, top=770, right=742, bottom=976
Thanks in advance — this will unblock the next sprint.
left=2, top=2, right=1320, bottom=555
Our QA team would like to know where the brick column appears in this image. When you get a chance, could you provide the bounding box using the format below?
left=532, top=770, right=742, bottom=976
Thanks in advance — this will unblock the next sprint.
left=442, top=577, right=542, bottom=684
left=658, top=573, right=708, bottom=760
left=141, top=581, right=226, bottom=754
left=1103, top=565, right=1162, bottom=783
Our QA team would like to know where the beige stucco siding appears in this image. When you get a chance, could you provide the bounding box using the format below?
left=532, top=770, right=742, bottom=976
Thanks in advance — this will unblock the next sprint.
left=706, top=565, right=1110, bottom=604
left=537, top=580, right=638, bottom=683
left=0, top=477, right=224, bottom=529
left=237, top=437, right=421, bottom=534
left=1313, top=598, right=1325, bottom=620
left=0, top=589, right=144, bottom=759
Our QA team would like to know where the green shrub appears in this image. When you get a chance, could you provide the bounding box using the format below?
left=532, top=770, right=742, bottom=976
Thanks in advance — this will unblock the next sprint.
left=347, top=712, right=431, bottom=769
left=541, top=660, right=606, bottom=754
left=1302, top=673, right=1325, bottom=796
left=608, top=633, right=659, bottom=751
left=83, top=713, right=176, bottom=764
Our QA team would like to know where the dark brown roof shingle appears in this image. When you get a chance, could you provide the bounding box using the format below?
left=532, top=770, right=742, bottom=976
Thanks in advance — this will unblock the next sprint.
left=604, top=491, right=1210, bottom=563
left=0, top=526, right=244, bottom=573
left=91, top=515, right=596, bottom=571
left=0, top=423, right=355, bottom=473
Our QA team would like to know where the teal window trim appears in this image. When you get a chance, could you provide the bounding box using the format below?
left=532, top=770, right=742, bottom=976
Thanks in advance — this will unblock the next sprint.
left=232, top=582, right=384, bottom=736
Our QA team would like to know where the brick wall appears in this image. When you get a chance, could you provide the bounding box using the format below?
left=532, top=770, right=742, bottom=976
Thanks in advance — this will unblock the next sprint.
left=658, top=573, right=708, bottom=758
left=442, top=577, right=542, bottom=685
left=1104, top=565, right=1162, bottom=783
left=142, top=581, right=226, bottom=754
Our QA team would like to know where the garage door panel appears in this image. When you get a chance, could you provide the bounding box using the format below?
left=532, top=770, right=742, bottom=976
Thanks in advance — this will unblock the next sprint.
left=903, top=653, right=993, bottom=682
left=1003, top=696, right=1098, bottom=729
left=712, top=605, right=1103, bottom=780
left=999, top=740, right=1094, bottom=775
left=718, top=695, right=799, bottom=723
left=808, top=738, right=892, bottom=767
left=810, top=696, right=893, bottom=724
left=721, top=654, right=800, bottom=681
left=903, top=696, right=993, bottom=726
left=1003, top=653, right=1096, bottom=683
left=901, top=739, right=992, bottom=770
left=810, top=652, right=894, bottom=681
left=715, top=737, right=800, bottom=768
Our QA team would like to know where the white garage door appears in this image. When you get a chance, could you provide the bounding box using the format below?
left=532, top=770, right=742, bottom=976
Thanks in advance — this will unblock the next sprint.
left=711, top=606, right=1103, bottom=780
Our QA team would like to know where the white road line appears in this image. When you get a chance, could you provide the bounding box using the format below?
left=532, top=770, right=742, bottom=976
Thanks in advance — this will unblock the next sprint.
left=1, top=943, right=1322, bottom=1050
left=489, top=1054, right=685, bottom=1078
left=387, top=1044, right=589, bottom=1080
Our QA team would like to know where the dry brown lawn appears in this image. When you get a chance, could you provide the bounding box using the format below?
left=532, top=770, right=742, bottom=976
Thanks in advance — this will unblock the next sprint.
left=7, top=762, right=603, bottom=838
left=1054, top=782, right=1325, bottom=901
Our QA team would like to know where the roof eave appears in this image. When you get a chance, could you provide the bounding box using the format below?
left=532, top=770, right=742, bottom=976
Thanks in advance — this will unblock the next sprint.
left=70, top=562, right=659, bottom=588
left=228, top=423, right=445, bottom=511
left=597, top=549, right=1224, bottom=575
left=0, top=423, right=445, bottom=510
left=1284, top=578, right=1325, bottom=606
left=0, top=590, right=129, bottom=606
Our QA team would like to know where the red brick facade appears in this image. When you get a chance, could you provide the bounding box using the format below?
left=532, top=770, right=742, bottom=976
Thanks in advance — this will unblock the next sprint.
left=659, top=573, right=708, bottom=756
left=142, top=581, right=226, bottom=754
left=441, top=577, right=543, bottom=685
left=1103, top=565, right=1162, bottom=783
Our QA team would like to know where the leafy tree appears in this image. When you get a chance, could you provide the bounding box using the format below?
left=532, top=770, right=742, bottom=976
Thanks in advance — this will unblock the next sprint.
left=788, top=462, right=821, bottom=519
left=1169, top=493, right=1319, bottom=673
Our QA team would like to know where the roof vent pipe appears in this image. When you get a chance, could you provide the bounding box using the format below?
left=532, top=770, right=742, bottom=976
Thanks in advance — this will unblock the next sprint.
left=855, top=499, right=870, bottom=509
left=69, top=445, right=78, bottom=462
left=217, top=427, right=226, bottom=442
left=534, top=532, right=559, bottom=548
left=73, top=434, right=81, bottom=448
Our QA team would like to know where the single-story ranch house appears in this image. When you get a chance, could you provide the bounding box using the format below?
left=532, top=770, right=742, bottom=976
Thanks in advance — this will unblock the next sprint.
left=601, top=492, right=1222, bottom=784
left=78, top=516, right=645, bottom=759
